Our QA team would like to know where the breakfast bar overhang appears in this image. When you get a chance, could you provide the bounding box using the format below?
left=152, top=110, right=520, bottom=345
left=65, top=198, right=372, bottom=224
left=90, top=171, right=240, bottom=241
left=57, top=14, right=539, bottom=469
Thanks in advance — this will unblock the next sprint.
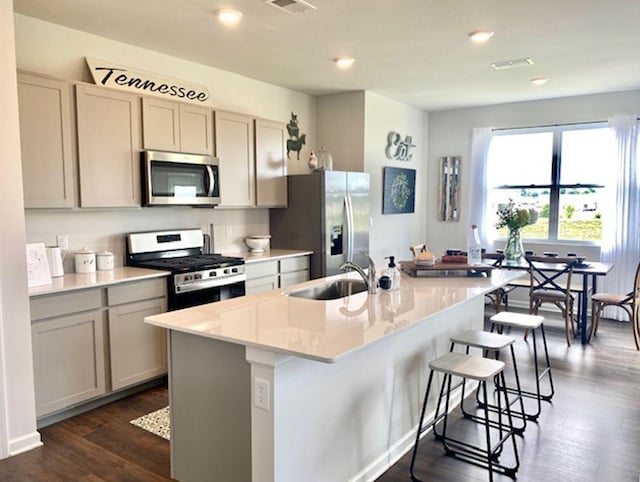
left=145, top=269, right=524, bottom=482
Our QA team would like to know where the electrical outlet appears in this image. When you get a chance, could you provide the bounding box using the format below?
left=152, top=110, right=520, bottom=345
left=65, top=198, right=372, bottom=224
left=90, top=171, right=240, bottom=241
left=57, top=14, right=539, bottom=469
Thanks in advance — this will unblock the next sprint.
left=254, top=377, right=270, bottom=411
left=226, top=225, right=233, bottom=238
left=56, top=234, right=69, bottom=251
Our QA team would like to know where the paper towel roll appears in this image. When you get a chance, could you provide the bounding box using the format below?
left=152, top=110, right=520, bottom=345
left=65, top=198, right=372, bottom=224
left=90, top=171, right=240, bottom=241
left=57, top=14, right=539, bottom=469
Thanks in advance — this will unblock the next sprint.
left=46, top=246, right=64, bottom=277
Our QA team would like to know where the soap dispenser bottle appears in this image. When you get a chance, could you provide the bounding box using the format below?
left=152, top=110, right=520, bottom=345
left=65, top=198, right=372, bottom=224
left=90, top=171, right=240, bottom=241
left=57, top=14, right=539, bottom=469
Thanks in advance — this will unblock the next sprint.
left=384, top=256, right=401, bottom=291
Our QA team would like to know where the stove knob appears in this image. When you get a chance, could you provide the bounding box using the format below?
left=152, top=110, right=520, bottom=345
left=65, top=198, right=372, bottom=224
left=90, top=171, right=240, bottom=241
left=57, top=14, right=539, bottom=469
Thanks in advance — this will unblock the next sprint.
left=231, top=267, right=238, bottom=273
left=185, top=275, right=192, bottom=282
left=224, top=268, right=230, bottom=274
left=194, top=273, right=202, bottom=280
left=210, top=271, right=217, bottom=277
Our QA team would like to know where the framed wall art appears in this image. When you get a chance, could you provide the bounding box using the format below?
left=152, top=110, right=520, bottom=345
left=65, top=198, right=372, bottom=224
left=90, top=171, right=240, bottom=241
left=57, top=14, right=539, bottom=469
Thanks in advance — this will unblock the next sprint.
left=438, top=156, right=460, bottom=221
left=383, top=167, right=416, bottom=214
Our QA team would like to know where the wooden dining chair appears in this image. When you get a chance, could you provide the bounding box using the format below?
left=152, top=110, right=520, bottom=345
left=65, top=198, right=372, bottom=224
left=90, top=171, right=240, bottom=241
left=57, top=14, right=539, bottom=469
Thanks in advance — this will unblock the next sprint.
left=589, top=260, right=640, bottom=350
left=483, top=253, right=511, bottom=312
left=526, top=256, right=579, bottom=346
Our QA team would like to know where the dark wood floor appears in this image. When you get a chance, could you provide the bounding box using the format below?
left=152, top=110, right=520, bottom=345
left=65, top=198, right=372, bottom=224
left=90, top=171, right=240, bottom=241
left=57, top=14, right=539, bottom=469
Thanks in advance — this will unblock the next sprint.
left=378, top=313, right=640, bottom=482
left=1, top=313, right=639, bottom=482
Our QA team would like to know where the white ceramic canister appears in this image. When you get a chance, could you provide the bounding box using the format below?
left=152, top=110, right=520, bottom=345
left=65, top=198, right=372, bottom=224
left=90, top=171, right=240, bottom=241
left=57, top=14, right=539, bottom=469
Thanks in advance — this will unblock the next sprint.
left=97, top=251, right=115, bottom=271
left=74, top=247, right=96, bottom=274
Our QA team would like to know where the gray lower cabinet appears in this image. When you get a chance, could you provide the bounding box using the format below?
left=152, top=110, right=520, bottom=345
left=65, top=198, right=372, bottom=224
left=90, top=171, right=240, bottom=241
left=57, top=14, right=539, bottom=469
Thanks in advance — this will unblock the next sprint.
left=30, top=277, right=168, bottom=418
left=108, top=284, right=167, bottom=390
left=279, top=256, right=310, bottom=288
left=245, top=260, right=279, bottom=295
left=245, top=255, right=310, bottom=295
left=31, top=289, right=106, bottom=417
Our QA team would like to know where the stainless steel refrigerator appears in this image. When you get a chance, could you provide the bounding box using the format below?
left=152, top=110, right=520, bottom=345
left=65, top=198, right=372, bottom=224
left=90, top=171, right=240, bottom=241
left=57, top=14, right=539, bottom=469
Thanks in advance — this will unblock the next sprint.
left=270, top=171, right=370, bottom=279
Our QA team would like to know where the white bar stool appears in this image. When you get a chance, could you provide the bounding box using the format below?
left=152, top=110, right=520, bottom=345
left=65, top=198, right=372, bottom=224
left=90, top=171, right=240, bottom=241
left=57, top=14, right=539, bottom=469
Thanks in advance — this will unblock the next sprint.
left=489, top=311, right=554, bottom=421
left=409, top=352, right=520, bottom=482
left=449, top=330, right=527, bottom=435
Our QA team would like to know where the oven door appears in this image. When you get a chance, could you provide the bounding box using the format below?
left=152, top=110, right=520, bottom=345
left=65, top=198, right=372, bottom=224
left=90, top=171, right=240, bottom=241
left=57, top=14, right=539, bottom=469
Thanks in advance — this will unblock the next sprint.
left=169, top=280, right=246, bottom=311
left=143, top=150, right=220, bottom=206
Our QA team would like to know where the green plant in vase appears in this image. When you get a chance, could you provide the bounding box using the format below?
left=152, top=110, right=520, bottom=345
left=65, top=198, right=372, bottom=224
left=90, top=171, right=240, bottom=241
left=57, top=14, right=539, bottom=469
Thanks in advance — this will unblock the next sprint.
left=496, top=200, right=536, bottom=264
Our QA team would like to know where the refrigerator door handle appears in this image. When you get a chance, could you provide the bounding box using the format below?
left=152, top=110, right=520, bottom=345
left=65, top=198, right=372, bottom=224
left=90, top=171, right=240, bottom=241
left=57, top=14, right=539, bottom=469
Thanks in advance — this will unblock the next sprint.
left=345, top=194, right=354, bottom=262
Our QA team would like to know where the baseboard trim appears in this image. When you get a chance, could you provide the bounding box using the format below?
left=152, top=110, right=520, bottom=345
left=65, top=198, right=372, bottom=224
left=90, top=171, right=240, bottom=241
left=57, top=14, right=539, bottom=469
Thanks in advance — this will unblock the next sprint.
left=9, top=431, right=42, bottom=456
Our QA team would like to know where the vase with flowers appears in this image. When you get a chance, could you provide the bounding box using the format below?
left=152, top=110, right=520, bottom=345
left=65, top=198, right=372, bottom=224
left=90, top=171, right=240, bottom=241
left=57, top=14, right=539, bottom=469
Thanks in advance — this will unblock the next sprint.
left=496, top=200, right=536, bottom=264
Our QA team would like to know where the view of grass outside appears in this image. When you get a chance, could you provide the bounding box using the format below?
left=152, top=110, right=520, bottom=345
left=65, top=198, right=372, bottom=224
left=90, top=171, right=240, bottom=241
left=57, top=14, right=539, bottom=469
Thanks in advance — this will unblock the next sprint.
left=497, top=217, right=603, bottom=240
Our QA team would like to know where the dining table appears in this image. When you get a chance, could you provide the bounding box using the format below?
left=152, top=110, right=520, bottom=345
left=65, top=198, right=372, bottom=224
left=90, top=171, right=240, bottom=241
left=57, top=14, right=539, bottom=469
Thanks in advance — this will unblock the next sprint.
left=498, top=259, right=615, bottom=345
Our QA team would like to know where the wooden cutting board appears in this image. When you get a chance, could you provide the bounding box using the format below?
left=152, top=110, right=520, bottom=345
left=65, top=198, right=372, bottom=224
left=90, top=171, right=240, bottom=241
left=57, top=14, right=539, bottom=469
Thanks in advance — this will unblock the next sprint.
left=399, top=260, right=495, bottom=277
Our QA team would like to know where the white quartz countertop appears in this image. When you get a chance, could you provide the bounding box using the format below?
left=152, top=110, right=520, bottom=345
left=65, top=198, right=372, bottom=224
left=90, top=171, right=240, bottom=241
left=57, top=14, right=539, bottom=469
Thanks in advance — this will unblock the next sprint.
left=224, top=249, right=313, bottom=263
left=145, top=269, right=525, bottom=363
left=28, top=267, right=171, bottom=297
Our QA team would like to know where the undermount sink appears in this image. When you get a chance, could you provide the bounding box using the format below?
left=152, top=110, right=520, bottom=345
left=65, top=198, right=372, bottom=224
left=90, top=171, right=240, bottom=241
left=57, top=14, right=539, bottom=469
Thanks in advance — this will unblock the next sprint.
left=287, top=279, right=368, bottom=300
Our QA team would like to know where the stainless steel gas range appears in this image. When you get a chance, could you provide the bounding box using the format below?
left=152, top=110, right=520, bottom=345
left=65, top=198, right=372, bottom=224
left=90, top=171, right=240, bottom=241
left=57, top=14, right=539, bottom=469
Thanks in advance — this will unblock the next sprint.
left=126, top=228, right=246, bottom=310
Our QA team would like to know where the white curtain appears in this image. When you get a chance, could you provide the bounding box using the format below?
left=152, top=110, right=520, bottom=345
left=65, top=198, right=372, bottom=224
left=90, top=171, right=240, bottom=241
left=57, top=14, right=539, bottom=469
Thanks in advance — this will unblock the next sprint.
left=601, top=116, right=640, bottom=320
left=468, top=127, right=494, bottom=247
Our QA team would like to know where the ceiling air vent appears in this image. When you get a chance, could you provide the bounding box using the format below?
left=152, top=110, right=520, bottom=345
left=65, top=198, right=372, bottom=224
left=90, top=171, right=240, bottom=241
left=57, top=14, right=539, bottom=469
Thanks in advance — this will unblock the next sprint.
left=264, top=0, right=317, bottom=15
left=491, top=58, right=534, bottom=70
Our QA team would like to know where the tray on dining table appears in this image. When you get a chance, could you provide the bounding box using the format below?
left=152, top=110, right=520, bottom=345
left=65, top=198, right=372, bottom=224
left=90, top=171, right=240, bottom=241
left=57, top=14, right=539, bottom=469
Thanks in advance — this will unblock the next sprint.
left=400, top=260, right=496, bottom=277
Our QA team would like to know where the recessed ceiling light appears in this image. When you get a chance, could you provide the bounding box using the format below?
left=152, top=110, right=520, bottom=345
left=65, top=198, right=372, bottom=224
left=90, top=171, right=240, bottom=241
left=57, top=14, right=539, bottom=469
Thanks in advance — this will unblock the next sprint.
left=468, top=31, right=495, bottom=44
left=530, top=77, right=549, bottom=85
left=215, top=9, right=243, bottom=26
left=334, top=57, right=355, bottom=69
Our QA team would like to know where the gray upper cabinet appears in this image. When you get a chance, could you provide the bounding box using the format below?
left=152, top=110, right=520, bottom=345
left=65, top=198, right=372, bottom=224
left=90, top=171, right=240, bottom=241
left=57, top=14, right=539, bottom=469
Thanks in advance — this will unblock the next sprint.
left=17, top=73, right=75, bottom=208
left=215, top=113, right=287, bottom=208
left=215, top=110, right=255, bottom=207
left=76, top=84, right=141, bottom=208
left=255, top=118, right=287, bottom=207
left=142, top=97, right=213, bottom=155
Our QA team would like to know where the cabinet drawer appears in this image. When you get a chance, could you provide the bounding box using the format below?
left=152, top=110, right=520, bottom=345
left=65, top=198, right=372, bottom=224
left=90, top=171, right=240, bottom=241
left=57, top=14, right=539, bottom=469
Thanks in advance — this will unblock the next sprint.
left=107, top=278, right=167, bottom=306
left=280, top=271, right=309, bottom=288
left=280, top=256, right=309, bottom=273
left=245, top=260, right=279, bottom=278
left=30, top=289, right=103, bottom=321
left=246, top=275, right=279, bottom=295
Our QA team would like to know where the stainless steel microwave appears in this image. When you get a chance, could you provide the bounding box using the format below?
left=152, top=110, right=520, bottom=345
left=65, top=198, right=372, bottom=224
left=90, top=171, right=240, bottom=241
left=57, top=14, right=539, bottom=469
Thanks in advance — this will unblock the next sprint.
left=142, top=150, right=220, bottom=206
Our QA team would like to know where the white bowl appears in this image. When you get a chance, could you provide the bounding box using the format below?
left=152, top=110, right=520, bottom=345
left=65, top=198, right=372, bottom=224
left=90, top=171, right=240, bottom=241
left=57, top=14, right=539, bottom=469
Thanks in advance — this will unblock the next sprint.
left=245, top=236, right=270, bottom=253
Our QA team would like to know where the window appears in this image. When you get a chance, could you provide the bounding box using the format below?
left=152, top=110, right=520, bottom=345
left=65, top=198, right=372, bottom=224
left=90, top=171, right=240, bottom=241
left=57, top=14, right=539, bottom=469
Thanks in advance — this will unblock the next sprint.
left=486, top=123, right=615, bottom=242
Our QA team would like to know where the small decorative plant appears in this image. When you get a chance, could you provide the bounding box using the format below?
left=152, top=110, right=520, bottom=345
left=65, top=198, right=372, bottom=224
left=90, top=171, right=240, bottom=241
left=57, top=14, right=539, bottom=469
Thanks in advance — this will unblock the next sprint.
left=496, top=199, right=538, bottom=263
left=496, top=200, right=537, bottom=232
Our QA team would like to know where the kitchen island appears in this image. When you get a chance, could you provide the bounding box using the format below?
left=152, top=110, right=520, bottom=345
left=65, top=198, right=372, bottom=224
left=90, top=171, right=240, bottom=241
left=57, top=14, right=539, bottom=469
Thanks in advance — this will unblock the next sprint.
left=145, top=269, right=524, bottom=482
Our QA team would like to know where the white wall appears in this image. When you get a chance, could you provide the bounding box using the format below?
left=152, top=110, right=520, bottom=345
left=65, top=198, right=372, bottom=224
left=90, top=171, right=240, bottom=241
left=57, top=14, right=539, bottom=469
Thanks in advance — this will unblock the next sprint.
left=0, top=1, right=41, bottom=458
left=364, top=92, right=428, bottom=265
left=426, top=90, right=640, bottom=257
left=14, top=14, right=318, bottom=258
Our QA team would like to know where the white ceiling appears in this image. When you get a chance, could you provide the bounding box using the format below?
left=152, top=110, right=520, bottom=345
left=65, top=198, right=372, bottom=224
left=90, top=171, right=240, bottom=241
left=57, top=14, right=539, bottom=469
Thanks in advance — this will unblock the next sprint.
left=13, top=0, right=640, bottom=111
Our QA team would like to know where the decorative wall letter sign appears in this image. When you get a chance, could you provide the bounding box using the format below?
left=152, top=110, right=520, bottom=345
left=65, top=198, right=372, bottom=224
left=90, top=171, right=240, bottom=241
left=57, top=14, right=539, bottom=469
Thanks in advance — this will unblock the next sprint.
left=85, top=58, right=212, bottom=106
left=385, top=132, right=416, bottom=161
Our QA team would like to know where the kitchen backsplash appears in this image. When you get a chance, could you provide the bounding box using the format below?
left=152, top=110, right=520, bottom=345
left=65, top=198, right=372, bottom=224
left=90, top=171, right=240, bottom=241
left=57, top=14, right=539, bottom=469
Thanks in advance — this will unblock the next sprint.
left=25, top=208, right=269, bottom=273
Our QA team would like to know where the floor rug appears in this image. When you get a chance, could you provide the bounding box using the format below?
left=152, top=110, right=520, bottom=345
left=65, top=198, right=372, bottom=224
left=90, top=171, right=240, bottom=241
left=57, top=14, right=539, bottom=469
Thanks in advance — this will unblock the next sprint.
left=130, top=406, right=170, bottom=440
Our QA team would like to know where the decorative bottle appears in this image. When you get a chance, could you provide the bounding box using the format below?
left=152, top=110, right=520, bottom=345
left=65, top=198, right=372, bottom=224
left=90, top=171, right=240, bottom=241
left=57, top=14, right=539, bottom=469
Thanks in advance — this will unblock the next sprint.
left=382, top=256, right=401, bottom=290
left=467, top=224, right=482, bottom=265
